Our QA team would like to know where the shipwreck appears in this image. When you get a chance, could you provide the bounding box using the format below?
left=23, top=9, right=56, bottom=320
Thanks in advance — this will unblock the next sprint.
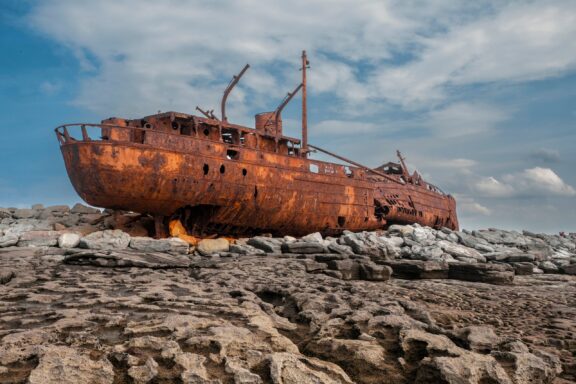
left=55, top=51, right=458, bottom=238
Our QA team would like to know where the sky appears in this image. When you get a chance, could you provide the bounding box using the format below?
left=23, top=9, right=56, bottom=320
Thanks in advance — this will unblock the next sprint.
left=1, top=0, right=575, bottom=233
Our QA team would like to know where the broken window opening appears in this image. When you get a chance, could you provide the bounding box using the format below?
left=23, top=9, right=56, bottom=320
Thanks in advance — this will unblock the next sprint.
left=220, top=165, right=226, bottom=174
left=227, top=149, right=240, bottom=160
left=337, top=216, right=346, bottom=227
left=242, top=168, right=247, bottom=176
left=203, top=164, right=209, bottom=175
left=309, top=164, right=319, bottom=174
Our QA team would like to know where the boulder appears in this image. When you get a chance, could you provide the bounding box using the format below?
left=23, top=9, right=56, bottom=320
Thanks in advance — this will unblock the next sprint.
left=0, top=234, right=19, bottom=248
left=326, top=259, right=360, bottom=280
left=70, top=203, right=101, bottom=214
left=301, top=232, right=323, bottom=243
left=196, top=238, right=230, bottom=255
left=281, top=241, right=326, bottom=254
left=247, top=237, right=282, bottom=253
left=17, top=230, right=61, bottom=247
left=438, top=240, right=486, bottom=262
left=28, top=346, right=114, bottom=384
left=13, top=208, right=37, bottom=219
left=510, top=262, right=534, bottom=276
left=448, top=263, right=514, bottom=285
left=539, top=260, right=559, bottom=273
left=388, top=224, right=414, bottom=236
left=327, top=241, right=354, bottom=255
left=229, top=243, right=266, bottom=255
left=358, top=262, right=392, bottom=281
left=79, top=230, right=131, bottom=250
left=58, top=233, right=81, bottom=249
left=379, top=260, right=449, bottom=280
left=129, top=237, right=190, bottom=254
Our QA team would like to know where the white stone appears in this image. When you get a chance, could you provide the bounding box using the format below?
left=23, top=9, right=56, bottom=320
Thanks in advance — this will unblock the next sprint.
left=58, top=233, right=81, bottom=248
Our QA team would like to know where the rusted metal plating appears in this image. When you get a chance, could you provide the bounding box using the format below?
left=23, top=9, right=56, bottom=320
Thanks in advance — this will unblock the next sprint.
left=55, top=52, right=458, bottom=237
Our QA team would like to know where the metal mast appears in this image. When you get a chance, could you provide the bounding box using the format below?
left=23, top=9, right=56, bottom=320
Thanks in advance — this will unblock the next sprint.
left=301, top=50, right=309, bottom=157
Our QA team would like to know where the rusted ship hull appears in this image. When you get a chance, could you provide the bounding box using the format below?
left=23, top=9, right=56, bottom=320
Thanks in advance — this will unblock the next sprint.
left=58, top=123, right=457, bottom=236
left=56, top=52, right=458, bottom=236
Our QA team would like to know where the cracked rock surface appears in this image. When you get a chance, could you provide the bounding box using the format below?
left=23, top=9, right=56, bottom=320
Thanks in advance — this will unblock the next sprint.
left=0, top=245, right=574, bottom=383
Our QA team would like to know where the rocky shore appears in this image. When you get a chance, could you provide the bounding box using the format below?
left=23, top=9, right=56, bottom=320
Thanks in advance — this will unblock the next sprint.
left=1, top=204, right=575, bottom=383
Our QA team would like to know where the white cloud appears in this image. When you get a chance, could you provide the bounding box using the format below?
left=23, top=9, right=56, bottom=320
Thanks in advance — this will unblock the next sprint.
left=454, top=195, right=491, bottom=216
left=503, top=167, right=576, bottom=196
left=374, top=1, right=576, bottom=107
left=475, top=176, right=515, bottom=197
left=475, top=167, right=576, bottom=197
left=26, top=0, right=576, bottom=116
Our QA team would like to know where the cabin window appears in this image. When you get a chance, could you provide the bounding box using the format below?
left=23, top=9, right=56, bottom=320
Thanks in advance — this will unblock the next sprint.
left=344, top=166, right=353, bottom=178
left=203, top=164, right=209, bottom=175
left=220, top=165, right=226, bottom=174
left=309, top=164, right=319, bottom=173
left=242, top=168, right=247, bottom=176
left=227, top=149, right=239, bottom=160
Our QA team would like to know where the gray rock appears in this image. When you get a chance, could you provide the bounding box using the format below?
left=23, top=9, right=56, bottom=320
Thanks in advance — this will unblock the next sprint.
left=281, top=241, right=326, bottom=254
left=327, top=241, right=354, bottom=255
left=380, top=260, right=449, bottom=279
left=510, top=262, right=534, bottom=275
left=410, top=245, right=443, bottom=261
left=57, top=214, right=81, bottom=227
left=448, top=263, right=514, bottom=285
left=358, top=262, right=392, bottom=281
left=13, top=208, right=37, bottom=219
left=79, top=230, right=131, bottom=250
left=129, top=237, right=190, bottom=255
left=437, top=240, right=486, bottom=262
left=229, top=243, right=265, bottom=255
left=17, top=231, right=61, bottom=247
left=301, top=232, right=323, bottom=243
left=387, top=224, right=414, bottom=236
left=0, top=234, right=19, bottom=248
left=58, top=233, right=81, bottom=249
left=539, top=260, right=559, bottom=273
left=70, top=203, right=101, bottom=214
left=326, top=259, right=360, bottom=280
left=247, top=237, right=281, bottom=253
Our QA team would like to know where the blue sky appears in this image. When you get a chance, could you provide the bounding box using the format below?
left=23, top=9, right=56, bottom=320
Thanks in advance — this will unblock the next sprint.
left=1, top=0, right=575, bottom=232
